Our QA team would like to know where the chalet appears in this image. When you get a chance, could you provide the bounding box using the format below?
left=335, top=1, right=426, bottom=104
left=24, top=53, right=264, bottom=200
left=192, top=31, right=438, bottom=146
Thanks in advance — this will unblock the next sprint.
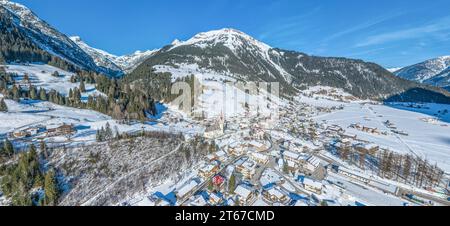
left=354, top=143, right=379, bottom=154
left=327, top=125, right=344, bottom=133
left=236, top=159, right=257, bottom=180
left=262, top=187, right=288, bottom=204
left=349, top=123, right=362, bottom=129
left=305, top=156, right=327, bottom=181
left=341, top=132, right=357, bottom=140
left=250, top=152, right=269, bottom=165
left=46, top=124, right=76, bottom=137
left=228, top=144, right=246, bottom=157
left=12, top=130, right=28, bottom=139
left=284, top=151, right=309, bottom=168
left=234, top=185, right=256, bottom=206
left=214, top=150, right=227, bottom=162
left=303, top=177, right=323, bottom=194
left=283, top=151, right=301, bottom=164
left=209, top=192, right=223, bottom=205
left=248, top=140, right=268, bottom=152
left=361, top=126, right=380, bottom=135
left=198, top=164, right=219, bottom=180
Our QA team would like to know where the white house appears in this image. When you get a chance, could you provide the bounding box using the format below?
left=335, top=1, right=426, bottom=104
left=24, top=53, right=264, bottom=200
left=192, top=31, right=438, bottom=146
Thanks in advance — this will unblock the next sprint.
left=303, top=177, right=323, bottom=194
left=250, top=152, right=269, bottom=165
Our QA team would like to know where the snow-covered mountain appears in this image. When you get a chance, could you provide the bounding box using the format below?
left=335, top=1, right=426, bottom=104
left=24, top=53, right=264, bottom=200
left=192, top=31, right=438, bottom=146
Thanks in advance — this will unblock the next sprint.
left=387, top=67, right=402, bottom=73
left=70, top=36, right=158, bottom=73
left=0, top=1, right=114, bottom=74
left=129, top=28, right=450, bottom=101
left=114, top=50, right=158, bottom=73
left=69, top=36, right=123, bottom=76
left=395, top=56, right=450, bottom=87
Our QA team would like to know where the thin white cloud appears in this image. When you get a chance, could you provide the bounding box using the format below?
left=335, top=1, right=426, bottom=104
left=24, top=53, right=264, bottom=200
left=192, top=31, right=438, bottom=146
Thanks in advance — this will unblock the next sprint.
left=355, top=16, right=450, bottom=47
left=258, top=6, right=322, bottom=41
left=323, top=12, right=405, bottom=43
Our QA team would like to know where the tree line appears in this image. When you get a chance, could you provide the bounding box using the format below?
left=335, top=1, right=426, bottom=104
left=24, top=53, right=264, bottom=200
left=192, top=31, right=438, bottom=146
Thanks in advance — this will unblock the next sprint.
left=332, top=142, right=445, bottom=188
left=0, top=143, right=59, bottom=206
left=0, top=68, right=160, bottom=121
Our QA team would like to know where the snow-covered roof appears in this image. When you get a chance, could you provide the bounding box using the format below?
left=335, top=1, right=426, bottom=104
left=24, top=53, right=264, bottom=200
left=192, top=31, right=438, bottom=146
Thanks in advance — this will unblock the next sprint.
left=284, top=151, right=300, bottom=160
left=267, top=187, right=285, bottom=199
left=199, top=164, right=217, bottom=173
left=189, top=195, right=208, bottom=206
left=215, top=150, right=226, bottom=157
left=210, top=192, right=221, bottom=203
left=307, top=156, right=322, bottom=168
left=286, top=160, right=296, bottom=168
left=234, top=185, right=252, bottom=199
left=248, top=140, right=265, bottom=148
left=240, top=159, right=257, bottom=170
left=177, top=180, right=199, bottom=198
left=303, top=177, right=322, bottom=189
left=251, top=152, right=269, bottom=161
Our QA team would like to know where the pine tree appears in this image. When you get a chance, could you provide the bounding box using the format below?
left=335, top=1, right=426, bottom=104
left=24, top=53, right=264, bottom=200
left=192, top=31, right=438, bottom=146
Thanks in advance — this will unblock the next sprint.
left=39, top=88, right=47, bottom=101
left=228, top=173, right=236, bottom=193
left=0, top=98, right=7, bottom=112
left=40, top=141, right=48, bottom=159
left=12, top=85, right=20, bottom=101
left=80, top=80, right=86, bottom=93
left=283, top=160, right=290, bottom=174
left=29, top=86, right=38, bottom=100
left=44, top=170, right=58, bottom=206
left=105, top=122, right=113, bottom=140
left=3, top=138, right=14, bottom=157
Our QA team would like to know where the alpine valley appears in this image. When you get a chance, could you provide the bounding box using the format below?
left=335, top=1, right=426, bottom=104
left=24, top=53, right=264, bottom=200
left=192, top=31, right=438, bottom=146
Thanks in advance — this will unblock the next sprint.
left=0, top=0, right=449, bottom=207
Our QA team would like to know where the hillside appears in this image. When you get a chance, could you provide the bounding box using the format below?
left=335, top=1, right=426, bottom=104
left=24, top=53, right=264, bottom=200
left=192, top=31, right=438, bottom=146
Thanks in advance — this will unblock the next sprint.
left=128, top=28, right=450, bottom=102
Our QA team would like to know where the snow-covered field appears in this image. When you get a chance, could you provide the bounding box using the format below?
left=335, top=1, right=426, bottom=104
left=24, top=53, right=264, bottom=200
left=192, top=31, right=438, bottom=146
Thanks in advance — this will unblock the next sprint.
left=154, top=63, right=286, bottom=119
left=4, top=64, right=104, bottom=98
left=308, top=97, right=450, bottom=172
left=0, top=98, right=203, bottom=147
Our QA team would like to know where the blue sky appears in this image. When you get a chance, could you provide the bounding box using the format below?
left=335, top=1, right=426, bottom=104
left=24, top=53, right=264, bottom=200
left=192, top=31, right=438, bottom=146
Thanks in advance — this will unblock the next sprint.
left=14, top=0, right=450, bottom=68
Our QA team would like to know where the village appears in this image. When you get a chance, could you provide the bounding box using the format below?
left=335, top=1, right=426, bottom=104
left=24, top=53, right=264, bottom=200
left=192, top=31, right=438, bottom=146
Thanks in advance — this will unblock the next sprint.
left=1, top=77, right=449, bottom=206
left=130, top=93, right=450, bottom=207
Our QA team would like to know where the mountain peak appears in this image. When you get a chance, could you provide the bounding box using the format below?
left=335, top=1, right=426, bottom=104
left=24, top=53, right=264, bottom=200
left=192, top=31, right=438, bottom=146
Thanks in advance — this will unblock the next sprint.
left=395, top=55, right=450, bottom=86
left=170, top=28, right=272, bottom=53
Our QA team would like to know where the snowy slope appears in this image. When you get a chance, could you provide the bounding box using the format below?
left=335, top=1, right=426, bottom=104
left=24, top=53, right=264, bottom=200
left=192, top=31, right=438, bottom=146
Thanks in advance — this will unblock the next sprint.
left=114, top=50, right=158, bottom=72
left=4, top=64, right=104, bottom=97
left=69, top=36, right=123, bottom=77
left=387, top=67, right=402, bottom=73
left=70, top=36, right=158, bottom=73
left=153, top=63, right=286, bottom=119
left=395, top=56, right=450, bottom=86
left=0, top=1, right=103, bottom=73
left=308, top=97, right=450, bottom=172
left=130, top=28, right=448, bottom=101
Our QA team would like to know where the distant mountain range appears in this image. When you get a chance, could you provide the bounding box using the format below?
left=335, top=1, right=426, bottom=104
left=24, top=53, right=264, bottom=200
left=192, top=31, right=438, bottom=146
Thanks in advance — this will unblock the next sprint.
left=1, top=0, right=449, bottom=103
left=0, top=0, right=155, bottom=76
left=128, top=28, right=450, bottom=102
left=69, top=36, right=158, bottom=73
left=393, top=56, right=450, bottom=90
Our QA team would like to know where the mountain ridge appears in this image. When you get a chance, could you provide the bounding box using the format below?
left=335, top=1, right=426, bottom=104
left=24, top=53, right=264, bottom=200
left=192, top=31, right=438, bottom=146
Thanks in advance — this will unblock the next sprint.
left=0, top=0, right=121, bottom=76
left=395, top=56, right=450, bottom=87
left=128, top=28, right=450, bottom=102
